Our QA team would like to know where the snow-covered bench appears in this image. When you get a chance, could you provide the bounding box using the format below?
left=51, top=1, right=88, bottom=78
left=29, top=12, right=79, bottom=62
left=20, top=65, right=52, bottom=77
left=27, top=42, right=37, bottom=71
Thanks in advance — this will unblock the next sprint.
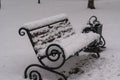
left=19, top=14, right=105, bottom=80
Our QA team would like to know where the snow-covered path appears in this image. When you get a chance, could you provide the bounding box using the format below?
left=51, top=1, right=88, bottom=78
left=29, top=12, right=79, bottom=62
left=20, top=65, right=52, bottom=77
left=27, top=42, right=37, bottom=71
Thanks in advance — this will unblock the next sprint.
left=0, top=0, right=120, bottom=80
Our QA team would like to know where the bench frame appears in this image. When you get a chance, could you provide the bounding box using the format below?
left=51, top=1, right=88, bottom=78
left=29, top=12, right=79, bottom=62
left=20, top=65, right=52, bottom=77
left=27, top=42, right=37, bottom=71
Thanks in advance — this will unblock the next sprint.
left=19, top=16, right=106, bottom=80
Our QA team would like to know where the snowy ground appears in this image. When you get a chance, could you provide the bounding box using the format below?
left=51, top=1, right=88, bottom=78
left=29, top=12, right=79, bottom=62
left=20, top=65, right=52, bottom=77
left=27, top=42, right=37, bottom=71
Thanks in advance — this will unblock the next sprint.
left=0, top=0, right=120, bottom=80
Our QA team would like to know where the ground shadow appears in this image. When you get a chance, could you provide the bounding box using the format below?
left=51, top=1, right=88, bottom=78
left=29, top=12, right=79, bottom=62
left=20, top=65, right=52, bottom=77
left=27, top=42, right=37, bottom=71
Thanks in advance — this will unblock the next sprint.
left=56, top=53, right=99, bottom=79
left=26, top=52, right=105, bottom=80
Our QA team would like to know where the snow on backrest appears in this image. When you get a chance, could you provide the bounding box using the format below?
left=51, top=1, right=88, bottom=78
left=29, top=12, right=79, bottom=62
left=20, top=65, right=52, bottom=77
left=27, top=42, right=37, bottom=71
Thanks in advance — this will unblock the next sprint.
left=23, top=14, right=75, bottom=54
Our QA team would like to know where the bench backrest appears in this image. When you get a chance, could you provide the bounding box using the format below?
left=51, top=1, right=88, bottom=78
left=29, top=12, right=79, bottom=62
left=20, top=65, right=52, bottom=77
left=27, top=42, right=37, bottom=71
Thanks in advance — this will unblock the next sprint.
left=21, top=14, right=75, bottom=55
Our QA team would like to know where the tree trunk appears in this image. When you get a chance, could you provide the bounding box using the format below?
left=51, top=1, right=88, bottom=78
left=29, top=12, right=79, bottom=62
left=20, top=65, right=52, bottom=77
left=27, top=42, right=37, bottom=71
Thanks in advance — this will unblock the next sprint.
left=88, top=0, right=95, bottom=9
left=38, top=0, right=40, bottom=4
left=0, top=0, right=1, bottom=9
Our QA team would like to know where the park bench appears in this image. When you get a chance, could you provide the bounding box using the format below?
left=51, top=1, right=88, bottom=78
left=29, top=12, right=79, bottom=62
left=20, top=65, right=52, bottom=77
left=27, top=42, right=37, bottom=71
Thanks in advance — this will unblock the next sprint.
left=19, top=14, right=106, bottom=80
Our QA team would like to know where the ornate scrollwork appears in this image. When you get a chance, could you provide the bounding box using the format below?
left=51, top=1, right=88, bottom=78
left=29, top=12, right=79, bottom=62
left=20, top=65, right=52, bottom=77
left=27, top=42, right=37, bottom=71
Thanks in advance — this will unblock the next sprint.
left=99, top=35, right=106, bottom=48
left=88, top=16, right=98, bottom=26
left=45, top=44, right=66, bottom=69
left=87, top=16, right=106, bottom=48
left=24, top=64, right=42, bottom=80
left=24, top=64, right=67, bottom=80
left=29, top=70, right=42, bottom=80
left=19, top=27, right=28, bottom=36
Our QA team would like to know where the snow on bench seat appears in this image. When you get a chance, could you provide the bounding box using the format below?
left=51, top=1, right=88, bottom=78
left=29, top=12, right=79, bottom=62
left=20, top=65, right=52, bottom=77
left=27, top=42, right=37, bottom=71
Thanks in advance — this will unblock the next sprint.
left=59, top=32, right=100, bottom=58
left=37, top=32, right=100, bottom=59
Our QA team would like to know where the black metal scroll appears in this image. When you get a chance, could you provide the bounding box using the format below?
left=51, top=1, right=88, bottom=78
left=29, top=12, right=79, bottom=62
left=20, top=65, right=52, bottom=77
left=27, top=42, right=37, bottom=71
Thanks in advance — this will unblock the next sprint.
left=24, top=64, right=67, bottom=80
left=88, top=16, right=106, bottom=48
left=82, top=16, right=106, bottom=58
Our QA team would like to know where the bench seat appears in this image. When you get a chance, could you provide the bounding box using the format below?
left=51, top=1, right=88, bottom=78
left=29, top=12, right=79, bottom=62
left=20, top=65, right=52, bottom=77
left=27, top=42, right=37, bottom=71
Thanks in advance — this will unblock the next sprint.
left=37, top=32, right=100, bottom=59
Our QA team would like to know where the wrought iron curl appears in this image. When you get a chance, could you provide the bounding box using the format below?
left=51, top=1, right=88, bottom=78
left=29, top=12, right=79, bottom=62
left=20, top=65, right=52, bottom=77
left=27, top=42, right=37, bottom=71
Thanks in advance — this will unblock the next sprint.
left=88, top=16, right=97, bottom=26
left=46, top=49, right=61, bottom=62
left=44, top=44, right=66, bottom=69
left=99, top=35, right=106, bottom=48
left=24, top=64, right=67, bottom=80
left=24, top=64, right=43, bottom=80
left=19, top=27, right=28, bottom=36
left=29, top=70, right=42, bottom=80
